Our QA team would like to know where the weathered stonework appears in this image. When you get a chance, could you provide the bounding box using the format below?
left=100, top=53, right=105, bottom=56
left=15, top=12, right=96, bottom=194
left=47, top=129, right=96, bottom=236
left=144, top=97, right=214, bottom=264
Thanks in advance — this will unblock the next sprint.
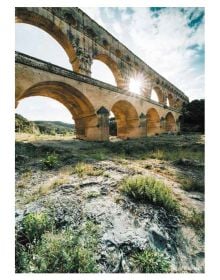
left=15, top=7, right=189, bottom=141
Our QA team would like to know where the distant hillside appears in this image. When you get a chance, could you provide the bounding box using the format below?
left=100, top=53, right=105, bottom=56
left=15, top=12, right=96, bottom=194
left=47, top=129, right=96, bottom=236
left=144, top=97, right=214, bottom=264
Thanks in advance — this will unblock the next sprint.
left=15, top=114, right=74, bottom=135
left=34, top=121, right=74, bottom=135
left=15, top=114, right=40, bottom=134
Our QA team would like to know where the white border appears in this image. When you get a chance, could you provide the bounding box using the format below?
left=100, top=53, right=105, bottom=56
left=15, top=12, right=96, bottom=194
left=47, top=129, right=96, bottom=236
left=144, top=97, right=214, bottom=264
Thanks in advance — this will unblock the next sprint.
left=1, top=0, right=219, bottom=280
left=13, top=1, right=206, bottom=8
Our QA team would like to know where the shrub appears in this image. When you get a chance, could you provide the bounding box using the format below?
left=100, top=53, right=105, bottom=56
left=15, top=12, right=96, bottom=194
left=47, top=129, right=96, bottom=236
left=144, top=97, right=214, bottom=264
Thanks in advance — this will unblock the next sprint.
left=42, top=152, right=59, bottom=169
left=27, top=230, right=98, bottom=273
left=120, top=175, right=180, bottom=214
left=16, top=212, right=54, bottom=272
left=15, top=242, right=32, bottom=273
left=132, top=248, right=171, bottom=273
left=21, top=212, right=54, bottom=243
left=16, top=217, right=100, bottom=273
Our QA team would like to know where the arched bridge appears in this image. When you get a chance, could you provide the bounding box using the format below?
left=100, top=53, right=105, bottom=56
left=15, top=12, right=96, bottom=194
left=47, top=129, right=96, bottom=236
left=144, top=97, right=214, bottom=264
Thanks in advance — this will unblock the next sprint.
left=15, top=7, right=189, bottom=141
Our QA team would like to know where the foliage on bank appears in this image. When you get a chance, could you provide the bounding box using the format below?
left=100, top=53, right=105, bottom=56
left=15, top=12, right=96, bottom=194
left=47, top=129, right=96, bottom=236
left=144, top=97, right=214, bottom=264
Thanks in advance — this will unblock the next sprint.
left=180, top=99, right=204, bottom=133
left=16, top=212, right=100, bottom=273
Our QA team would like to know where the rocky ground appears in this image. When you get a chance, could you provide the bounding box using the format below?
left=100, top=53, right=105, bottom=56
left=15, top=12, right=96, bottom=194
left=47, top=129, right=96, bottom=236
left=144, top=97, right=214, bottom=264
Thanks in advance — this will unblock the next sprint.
left=15, top=133, right=205, bottom=273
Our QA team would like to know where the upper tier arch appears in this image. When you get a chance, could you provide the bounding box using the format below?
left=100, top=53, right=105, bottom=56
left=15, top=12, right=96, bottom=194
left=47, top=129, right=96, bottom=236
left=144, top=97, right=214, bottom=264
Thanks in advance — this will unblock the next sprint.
left=93, top=54, right=124, bottom=88
left=15, top=8, right=80, bottom=72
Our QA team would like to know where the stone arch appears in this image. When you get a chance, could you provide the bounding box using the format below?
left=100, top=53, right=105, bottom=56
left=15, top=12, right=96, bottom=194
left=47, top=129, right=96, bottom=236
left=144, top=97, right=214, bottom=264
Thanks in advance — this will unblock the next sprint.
left=177, top=115, right=183, bottom=131
left=146, top=108, right=160, bottom=136
left=165, top=112, right=176, bottom=132
left=174, top=98, right=182, bottom=109
left=15, top=8, right=80, bottom=72
left=167, top=93, right=175, bottom=107
left=16, top=81, right=97, bottom=140
left=93, top=54, right=124, bottom=88
left=111, top=100, right=139, bottom=138
left=151, top=87, right=164, bottom=104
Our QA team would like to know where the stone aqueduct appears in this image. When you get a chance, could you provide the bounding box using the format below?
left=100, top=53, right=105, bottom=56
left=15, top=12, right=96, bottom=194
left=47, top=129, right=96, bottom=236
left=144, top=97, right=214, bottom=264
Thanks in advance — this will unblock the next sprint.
left=15, top=7, right=189, bottom=141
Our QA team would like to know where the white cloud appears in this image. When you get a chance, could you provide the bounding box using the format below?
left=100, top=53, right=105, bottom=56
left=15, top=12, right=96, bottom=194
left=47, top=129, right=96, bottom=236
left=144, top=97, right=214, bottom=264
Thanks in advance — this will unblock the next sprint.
left=83, top=7, right=204, bottom=101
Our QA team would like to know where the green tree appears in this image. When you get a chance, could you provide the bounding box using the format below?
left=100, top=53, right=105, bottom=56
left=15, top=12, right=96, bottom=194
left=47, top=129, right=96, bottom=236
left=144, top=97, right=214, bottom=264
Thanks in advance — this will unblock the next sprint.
left=181, top=99, right=204, bottom=132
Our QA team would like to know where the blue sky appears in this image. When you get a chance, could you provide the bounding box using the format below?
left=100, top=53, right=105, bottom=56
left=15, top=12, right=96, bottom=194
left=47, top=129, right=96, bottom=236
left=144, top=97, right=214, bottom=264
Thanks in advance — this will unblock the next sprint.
left=15, top=7, right=204, bottom=123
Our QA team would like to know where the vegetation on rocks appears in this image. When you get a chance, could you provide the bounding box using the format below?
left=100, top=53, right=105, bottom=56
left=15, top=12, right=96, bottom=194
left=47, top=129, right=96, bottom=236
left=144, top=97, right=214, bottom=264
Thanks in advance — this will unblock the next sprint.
left=20, top=212, right=53, bottom=243
left=184, top=209, right=204, bottom=235
left=39, top=175, right=70, bottom=195
left=132, top=248, right=171, bottom=273
left=74, top=162, right=104, bottom=177
left=180, top=177, right=204, bottom=193
left=181, top=178, right=205, bottom=193
left=120, top=175, right=180, bottom=214
left=16, top=212, right=100, bottom=273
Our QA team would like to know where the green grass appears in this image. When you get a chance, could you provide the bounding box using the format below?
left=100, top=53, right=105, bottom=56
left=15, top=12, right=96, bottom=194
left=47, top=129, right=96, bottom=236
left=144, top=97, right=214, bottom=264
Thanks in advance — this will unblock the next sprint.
left=74, top=162, right=103, bottom=177
left=16, top=170, right=33, bottom=189
left=120, top=175, right=180, bottom=214
left=184, top=209, right=204, bottom=234
left=90, top=151, right=107, bottom=160
left=16, top=134, right=204, bottom=173
left=180, top=178, right=204, bottom=193
left=149, top=149, right=204, bottom=162
left=21, top=175, right=71, bottom=204
left=132, top=248, right=171, bottom=273
left=39, top=175, right=70, bottom=195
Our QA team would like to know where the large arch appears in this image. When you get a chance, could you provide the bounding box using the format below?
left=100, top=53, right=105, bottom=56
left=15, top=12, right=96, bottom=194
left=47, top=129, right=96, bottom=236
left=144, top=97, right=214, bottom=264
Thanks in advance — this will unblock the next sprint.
left=111, top=100, right=139, bottom=139
left=93, top=54, right=124, bottom=88
left=15, top=8, right=79, bottom=72
left=16, top=81, right=97, bottom=140
left=165, top=112, right=176, bottom=132
left=151, top=87, right=164, bottom=104
left=146, top=108, right=160, bottom=136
